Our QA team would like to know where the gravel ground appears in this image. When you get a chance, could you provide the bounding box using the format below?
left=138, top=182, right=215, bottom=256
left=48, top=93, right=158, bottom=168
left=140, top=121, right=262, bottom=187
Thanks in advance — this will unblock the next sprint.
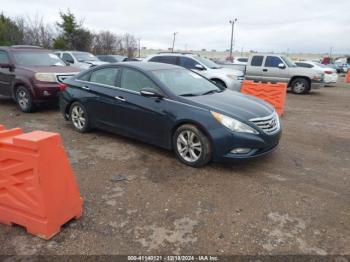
left=0, top=76, right=349, bottom=255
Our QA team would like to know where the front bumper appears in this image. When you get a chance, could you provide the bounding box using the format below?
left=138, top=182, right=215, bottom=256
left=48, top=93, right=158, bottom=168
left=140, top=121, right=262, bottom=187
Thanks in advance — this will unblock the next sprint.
left=209, top=125, right=282, bottom=162
left=33, top=83, right=61, bottom=101
left=226, top=79, right=243, bottom=92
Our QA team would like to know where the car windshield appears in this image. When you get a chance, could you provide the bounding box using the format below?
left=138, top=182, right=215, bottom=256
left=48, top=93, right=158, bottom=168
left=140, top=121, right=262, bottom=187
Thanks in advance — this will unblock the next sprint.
left=152, top=69, right=221, bottom=96
left=195, top=56, right=222, bottom=69
left=13, top=51, right=66, bottom=66
left=281, top=56, right=296, bottom=67
left=73, top=52, right=99, bottom=62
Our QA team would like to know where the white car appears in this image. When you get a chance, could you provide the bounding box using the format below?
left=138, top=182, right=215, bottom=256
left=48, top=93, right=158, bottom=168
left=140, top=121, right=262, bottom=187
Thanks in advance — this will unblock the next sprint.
left=295, top=61, right=338, bottom=84
left=144, top=53, right=244, bottom=91
left=55, top=51, right=108, bottom=70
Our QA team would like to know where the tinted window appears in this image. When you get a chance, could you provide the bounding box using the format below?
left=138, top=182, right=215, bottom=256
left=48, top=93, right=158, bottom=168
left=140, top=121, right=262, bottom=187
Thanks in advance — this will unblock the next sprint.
left=238, top=58, right=248, bottom=62
left=90, top=68, right=118, bottom=86
left=251, top=56, right=264, bottom=66
left=265, top=56, right=283, bottom=68
left=178, top=57, right=198, bottom=69
left=0, top=51, right=9, bottom=64
left=121, top=68, right=159, bottom=92
left=62, top=53, right=74, bottom=63
left=149, top=56, right=177, bottom=65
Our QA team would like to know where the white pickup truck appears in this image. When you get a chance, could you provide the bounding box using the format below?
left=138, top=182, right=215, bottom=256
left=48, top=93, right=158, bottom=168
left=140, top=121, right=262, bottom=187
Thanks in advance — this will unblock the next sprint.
left=245, top=53, right=324, bottom=94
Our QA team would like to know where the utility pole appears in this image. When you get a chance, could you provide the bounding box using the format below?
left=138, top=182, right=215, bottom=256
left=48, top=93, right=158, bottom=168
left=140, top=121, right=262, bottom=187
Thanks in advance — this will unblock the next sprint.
left=229, top=18, right=237, bottom=62
left=172, top=32, right=178, bottom=52
left=329, top=46, right=333, bottom=60
left=138, top=38, right=141, bottom=58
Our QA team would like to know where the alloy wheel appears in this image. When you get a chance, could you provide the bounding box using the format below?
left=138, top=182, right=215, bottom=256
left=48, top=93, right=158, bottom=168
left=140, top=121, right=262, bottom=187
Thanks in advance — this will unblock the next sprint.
left=17, top=90, right=29, bottom=109
left=71, top=105, right=86, bottom=130
left=176, top=130, right=202, bottom=162
left=293, top=81, right=306, bottom=93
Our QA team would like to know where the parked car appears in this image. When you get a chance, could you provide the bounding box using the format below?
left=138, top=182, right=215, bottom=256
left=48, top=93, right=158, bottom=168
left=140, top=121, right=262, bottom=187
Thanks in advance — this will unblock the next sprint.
left=144, top=52, right=244, bottom=91
left=0, top=45, right=80, bottom=112
left=59, top=62, right=281, bottom=167
left=326, top=63, right=342, bottom=74
left=233, top=57, right=248, bottom=65
left=213, top=59, right=246, bottom=73
left=245, top=54, right=324, bottom=94
left=295, top=61, right=338, bottom=84
left=97, top=55, right=128, bottom=62
left=55, top=51, right=107, bottom=70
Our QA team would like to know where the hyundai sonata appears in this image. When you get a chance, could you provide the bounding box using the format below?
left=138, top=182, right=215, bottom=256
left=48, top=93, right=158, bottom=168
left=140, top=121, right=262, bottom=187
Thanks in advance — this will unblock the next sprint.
left=59, top=62, right=281, bottom=167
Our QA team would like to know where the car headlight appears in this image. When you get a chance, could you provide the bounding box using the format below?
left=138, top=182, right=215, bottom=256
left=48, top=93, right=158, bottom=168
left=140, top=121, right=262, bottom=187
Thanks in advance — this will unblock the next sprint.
left=35, top=73, right=57, bottom=82
left=211, top=111, right=259, bottom=134
left=226, top=74, right=239, bottom=80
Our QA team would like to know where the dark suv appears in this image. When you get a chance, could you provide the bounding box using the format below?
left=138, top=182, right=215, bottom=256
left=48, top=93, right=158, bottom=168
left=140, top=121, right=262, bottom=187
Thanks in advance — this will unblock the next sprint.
left=0, top=45, right=80, bottom=112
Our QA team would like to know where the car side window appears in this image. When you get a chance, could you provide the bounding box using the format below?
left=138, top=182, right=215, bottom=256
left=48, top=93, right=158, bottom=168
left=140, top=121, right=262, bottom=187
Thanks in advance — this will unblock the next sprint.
left=0, top=51, right=10, bottom=64
left=178, top=57, right=198, bottom=69
left=90, top=67, right=119, bottom=86
left=251, top=56, right=264, bottom=66
left=296, top=63, right=313, bottom=68
left=238, top=58, right=248, bottom=62
left=121, top=68, right=159, bottom=93
left=149, top=56, right=177, bottom=65
left=62, top=53, right=74, bottom=63
left=265, top=56, right=284, bottom=68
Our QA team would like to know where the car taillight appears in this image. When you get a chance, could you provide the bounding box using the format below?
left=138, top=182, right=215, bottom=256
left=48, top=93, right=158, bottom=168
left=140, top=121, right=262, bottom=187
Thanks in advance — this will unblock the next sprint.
left=324, top=70, right=333, bottom=74
left=59, top=83, right=68, bottom=91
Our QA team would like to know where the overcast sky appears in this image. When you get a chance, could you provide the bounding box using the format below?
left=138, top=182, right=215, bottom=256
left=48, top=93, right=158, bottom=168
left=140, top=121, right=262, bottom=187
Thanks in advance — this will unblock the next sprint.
left=2, top=0, right=350, bottom=53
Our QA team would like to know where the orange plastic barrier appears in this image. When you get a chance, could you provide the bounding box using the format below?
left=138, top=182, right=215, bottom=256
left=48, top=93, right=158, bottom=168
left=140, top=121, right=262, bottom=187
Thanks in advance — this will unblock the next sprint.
left=0, top=125, right=83, bottom=239
left=241, top=80, right=287, bottom=116
left=347, top=71, right=350, bottom=83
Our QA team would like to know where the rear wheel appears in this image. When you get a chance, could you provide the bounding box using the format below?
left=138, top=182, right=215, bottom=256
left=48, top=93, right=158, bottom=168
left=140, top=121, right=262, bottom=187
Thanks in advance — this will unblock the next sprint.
left=69, top=102, right=90, bottom=133
left=16, top=86, right=35, bottom=113
left=290, top=78, right=310, bottom=94
left=173, top=124, right=212, bottom=167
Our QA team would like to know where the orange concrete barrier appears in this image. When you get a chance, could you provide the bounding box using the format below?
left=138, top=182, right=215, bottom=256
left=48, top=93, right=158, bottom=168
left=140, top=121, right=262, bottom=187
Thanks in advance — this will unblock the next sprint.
left=347, top=70, right=350, bottom=83
left=0, top=125, right=83, bottom=239
left=241, top=80, right=287, bottom=117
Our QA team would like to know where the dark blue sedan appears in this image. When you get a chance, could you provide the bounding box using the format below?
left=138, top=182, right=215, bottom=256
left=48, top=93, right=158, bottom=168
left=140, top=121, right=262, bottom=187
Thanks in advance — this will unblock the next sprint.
left=59, top=62, right=281, bottom=167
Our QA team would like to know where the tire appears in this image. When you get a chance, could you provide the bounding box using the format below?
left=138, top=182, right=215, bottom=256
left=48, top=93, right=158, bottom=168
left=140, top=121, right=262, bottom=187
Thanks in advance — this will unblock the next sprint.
left=16, top=86, right=35, bottom=113
left=69, top=102, right=91, bottom=133
left=290, top=78, right=310, bottom=94
left=212, top=79, right=226, bottom=90
left=173, top=124, right=212, bottom=167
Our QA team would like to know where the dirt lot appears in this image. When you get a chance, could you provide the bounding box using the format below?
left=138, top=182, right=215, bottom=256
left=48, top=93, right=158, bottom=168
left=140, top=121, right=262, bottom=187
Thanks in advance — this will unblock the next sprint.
left=0, top=77, right=349, bottom=256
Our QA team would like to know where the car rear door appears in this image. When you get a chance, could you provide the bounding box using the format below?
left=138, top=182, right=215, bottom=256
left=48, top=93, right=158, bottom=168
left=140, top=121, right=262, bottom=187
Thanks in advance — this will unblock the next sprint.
left=0, top=50, right=14, bottom=97
left=246, top=55, right=265, bottom=81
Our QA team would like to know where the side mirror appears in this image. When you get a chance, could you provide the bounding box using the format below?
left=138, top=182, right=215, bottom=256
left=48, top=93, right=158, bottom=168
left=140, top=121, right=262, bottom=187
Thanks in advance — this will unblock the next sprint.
left=140, top=88, right=163, bottom=98
left=194, top=64, right=205, bottom=70
left=278, top=63, right=286, bottom=69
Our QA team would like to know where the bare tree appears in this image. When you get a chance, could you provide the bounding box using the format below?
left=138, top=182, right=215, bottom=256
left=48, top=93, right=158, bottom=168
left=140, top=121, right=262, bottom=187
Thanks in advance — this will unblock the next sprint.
left=92, top=31, right=119, bottom=54
left=120, top=33, right=137, bottom=58
left=16, top=14, right=55, bottom=48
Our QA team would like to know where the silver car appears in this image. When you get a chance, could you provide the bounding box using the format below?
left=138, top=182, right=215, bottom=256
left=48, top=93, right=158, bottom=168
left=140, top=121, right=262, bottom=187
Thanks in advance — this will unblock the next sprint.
left=144, top=53, right=244, bottom=91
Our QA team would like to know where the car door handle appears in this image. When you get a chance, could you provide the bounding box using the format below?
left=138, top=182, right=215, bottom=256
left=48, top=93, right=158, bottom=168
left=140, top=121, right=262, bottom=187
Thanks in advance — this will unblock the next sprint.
left=263, top=69, right=268, bottom=72
left=81, top=86, right=90, bottom=90
left=115, top=96, right=126, bottom=102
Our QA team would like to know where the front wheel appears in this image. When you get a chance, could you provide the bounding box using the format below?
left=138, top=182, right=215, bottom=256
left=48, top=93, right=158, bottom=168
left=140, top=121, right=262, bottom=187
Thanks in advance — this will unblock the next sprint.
left=173, top=124, right=212, bottom=167
left=16, top=86, right=35, bottom=112
left=290, top=78, right=310, bottom=94
left=69, top=102, right=91, bottom=133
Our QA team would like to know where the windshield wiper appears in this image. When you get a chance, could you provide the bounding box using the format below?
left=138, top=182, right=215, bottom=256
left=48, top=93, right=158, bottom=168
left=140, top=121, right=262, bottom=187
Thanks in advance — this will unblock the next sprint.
left=201, top=90, right=220, bottom=95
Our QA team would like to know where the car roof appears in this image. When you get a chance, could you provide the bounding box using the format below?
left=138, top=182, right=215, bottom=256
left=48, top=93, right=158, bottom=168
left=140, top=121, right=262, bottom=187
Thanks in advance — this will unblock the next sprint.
left=120, top=62, right=183, bottom=71
left=0, top=45, right=50, bottom=52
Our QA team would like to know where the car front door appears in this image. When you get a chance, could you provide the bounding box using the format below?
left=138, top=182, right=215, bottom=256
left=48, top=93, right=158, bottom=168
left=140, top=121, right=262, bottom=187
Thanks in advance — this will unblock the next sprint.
left=261, top=56, right=289, bottom=82
left=115, top=67, right=170, bottom=146
left=0, top=50, right=14, bottom=96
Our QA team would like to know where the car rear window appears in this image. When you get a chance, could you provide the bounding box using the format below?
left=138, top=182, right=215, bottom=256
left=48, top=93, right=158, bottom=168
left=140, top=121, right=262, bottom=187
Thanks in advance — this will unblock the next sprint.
left=251, top=56, right=264, bottom=66
left=149, top=56, right=177, bottom=65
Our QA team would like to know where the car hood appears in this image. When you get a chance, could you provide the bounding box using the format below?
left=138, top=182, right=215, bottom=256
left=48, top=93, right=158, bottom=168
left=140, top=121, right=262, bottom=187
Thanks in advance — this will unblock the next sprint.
left=180, top=90, right=274, bottom=121
left=19, top=65, right=81, bottom=73
left=212, top=67, right=244, bottom=76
